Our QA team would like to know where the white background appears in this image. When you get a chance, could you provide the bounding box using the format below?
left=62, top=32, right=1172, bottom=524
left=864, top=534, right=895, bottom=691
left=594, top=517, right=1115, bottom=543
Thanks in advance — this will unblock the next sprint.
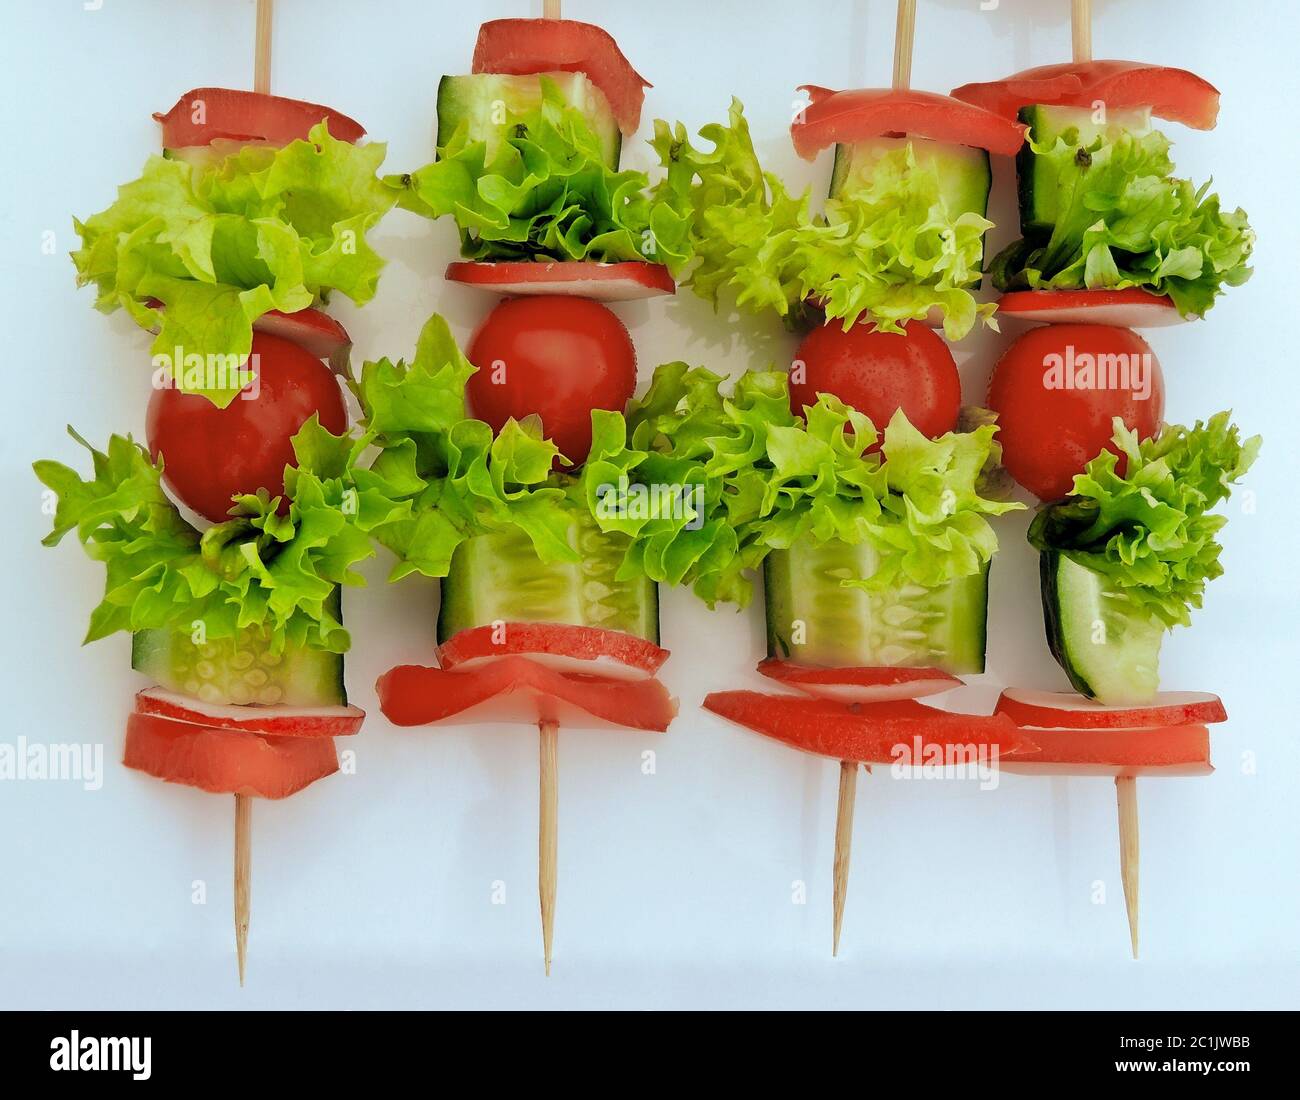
left=2, top=0, right=1297, bottom=1009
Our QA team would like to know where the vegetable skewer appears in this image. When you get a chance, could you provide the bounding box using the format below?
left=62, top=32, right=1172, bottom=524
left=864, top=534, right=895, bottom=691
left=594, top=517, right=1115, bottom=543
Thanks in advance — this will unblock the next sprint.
left=537, top=0, right=561, bottom=983
left=831, top=0, right=920, bottom=961
left=1067, top=0, right=1139, bottom=960
left=232, top=0, right=276, bottom=991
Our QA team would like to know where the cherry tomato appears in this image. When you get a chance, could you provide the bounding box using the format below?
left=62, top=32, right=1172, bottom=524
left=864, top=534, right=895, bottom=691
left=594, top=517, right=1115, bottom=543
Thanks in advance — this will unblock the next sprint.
left=987, top=324, right=1164, bottom=501
left=466, top=296, right=636, bottom=466
left=790, top=321, right=961, bottom=438
left=146, top=331, right=347, bottom=522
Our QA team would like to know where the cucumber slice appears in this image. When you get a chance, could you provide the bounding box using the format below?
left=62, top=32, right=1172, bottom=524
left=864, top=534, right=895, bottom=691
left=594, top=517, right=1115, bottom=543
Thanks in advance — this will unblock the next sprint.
left=829, top=136, right=991, bottom=270
left=1016, top=104, right=1152, bottom=235
left=436, top=72, right=622, bottom=168
left=1040, top=551, right=1164, bottom=705
left=436, top=519, right=659, bottom=645
left=763, top=538, right=988, bottom=674
left=131, top=591, right=346, bottom=707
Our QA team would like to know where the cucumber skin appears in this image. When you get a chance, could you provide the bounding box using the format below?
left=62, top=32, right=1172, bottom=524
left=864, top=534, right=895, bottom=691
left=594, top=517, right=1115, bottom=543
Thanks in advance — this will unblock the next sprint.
left=1039, top=550, right=1163, bottom=703
left=1039, top=550, right=1093, bottom=697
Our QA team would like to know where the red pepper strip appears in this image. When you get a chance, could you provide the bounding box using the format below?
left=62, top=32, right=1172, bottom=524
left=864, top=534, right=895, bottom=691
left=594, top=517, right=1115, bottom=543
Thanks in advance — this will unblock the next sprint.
left=702, top=692, right=1034, bottom=765
left=998, top=725, right=1213, bottom=778
left=437, top=622, right=669, bottom=678
left=471, top=18, right=650, bottom=135
left=757, top=658, right=960, bottom=702
left=124, top=711, right=339, bottom=799
left=377, top=656, right=676, bottom=732
left=153, top=87, right=365, bottom=146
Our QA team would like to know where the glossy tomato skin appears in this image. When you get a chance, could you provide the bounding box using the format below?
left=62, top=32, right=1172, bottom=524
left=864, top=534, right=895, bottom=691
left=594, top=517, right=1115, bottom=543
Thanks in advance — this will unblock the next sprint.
left=466, top=296, right=636, bottom=466
left=987, top=324, right=1164, bottom=501
left=146, top=331, right=347, bottom=522
left=790, top=320, right=961, bottom=438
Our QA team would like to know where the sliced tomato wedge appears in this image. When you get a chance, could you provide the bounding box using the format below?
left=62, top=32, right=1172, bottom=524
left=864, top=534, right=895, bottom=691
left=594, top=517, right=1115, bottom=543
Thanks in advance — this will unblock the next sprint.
left=436, top=623, right=668, bottom=680
left=997, top=289, right=1183, bottom=328
left=154, top=87, right=365, bottom=147
left=756, top=659, right=961, bottom=703
left=702, top=692, right=1033, bottom=764
left=251, top=308, right=352, bottom=372
left=446, top=261, right=674, bottom=301
left=471, top=18, right=650, bottom=135
left=995, top=688, right=1226, bottom=731
left=377, top=656, right=676, bottom=732
left=791, top=86, right=1027, bottom=161
left=998, top=725, right=1212, bottom=778
left=124, top=711, right=339, bottom=799
left=135, top=688, right=363, bottom=739
left=951, top=61, right=1220, bottom=130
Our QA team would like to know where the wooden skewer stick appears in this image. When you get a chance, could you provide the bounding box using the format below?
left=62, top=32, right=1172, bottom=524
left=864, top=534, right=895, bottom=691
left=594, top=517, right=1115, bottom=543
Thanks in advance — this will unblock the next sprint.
left=1069, top=0, right=1137, bottom=959
left=530, top=0, right=563, bottom=981
left=1071, top=0, right=1093, bottom=65
left=828, top=0, right=920, bottom=959
left=1116, top=776, right=1140, bottom=959
left=234, top=795, right=252, bottom=985
left=539, top=719, right=559, bottom=975
left=831, top=762, right=858, bottom=956
left=892, top=0, right=917, bottom=92
left=233, top=0, right=274, bottom=987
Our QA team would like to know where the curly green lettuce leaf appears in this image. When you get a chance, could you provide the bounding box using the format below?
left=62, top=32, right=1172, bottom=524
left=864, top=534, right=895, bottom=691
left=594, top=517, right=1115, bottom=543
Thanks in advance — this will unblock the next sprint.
left=351, top=314, right=582, bottom=580
left=650, top=99, right=996, bottom=340
left=580, top=364, right=1021, bottom=607
left=991, top=126, right=1254, bottom=317
left=1028, top=413, right=1260, bottom=629
left=72, top=122, right=397, bottom=406
left=34, top=417, right=407, bottom=653
left=391, top=78, right=691, bottom=271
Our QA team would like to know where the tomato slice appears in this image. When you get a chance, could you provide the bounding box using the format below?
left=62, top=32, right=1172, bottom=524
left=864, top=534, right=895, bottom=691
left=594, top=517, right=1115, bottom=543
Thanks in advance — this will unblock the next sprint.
left=445, top=261, right=675, bottom=301
left=791, top=86, right=1027, bottom=161
left=252, top=307, right=352, bottom=372
left=124, top=711, right=339, bottom=798
left=471, top=18, right=650, bottom=135
left=951, top=61, right=1220, bottom=130
left=997, top=289, right=1183, bottom=329
left=154, top=87, right=365, bottom=147
left=998, top=725, right=1213, bottom=778
left=377, top=656, right=676, bottom=732
left=146, top=301, right=352, bottom=369
left=135, top=688, right=364, bottom=738
left=436, top=623, right=669, bottom=679
left=756, top=659, right=961, bottom=703
left=702, top=692, right=1034, bottom=764
left=995, top=689, right=1226, bottom=731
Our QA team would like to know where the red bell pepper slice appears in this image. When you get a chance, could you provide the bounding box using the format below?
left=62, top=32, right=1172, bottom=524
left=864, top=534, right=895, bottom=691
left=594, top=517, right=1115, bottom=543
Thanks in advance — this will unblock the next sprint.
left=445, top=261, right=675, bottom=301
left=134, top=688, right=363, bottom=739
left=124, top=711, right=339, bottom=799
left=951, top=61, right=1220, bottom=130
left=756, top=659, right=960, bottom=703
left=995, top=688, right=1226, bottom=731
left=153, top=87, right=365, bottom=147
left=377, top=656, right=676, bottom=732
left=791, top=86, right=1028, bottom=161
left=436, top=622, right=669, bottom=678
left=471, top=18, right=650, bottom=135
left=996, top=289, right=1181, bottom=329
left=998, top=725, right=1212, bottom=778
left=702, top=692, right=1034, bottom=764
